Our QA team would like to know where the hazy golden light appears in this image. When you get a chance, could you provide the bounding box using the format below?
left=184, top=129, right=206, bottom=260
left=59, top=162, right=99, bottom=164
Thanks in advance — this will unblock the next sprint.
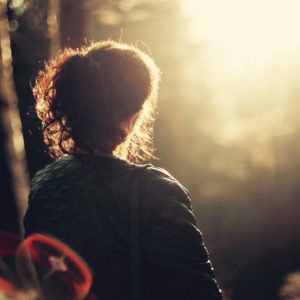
left=179, top=0, right=300, bottom=146
left=181, top=0, right=300, bottom=70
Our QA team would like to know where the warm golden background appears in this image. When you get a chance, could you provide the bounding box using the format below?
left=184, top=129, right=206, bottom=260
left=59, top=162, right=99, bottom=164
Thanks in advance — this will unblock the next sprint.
left=1, top=0, right=300, bottom=299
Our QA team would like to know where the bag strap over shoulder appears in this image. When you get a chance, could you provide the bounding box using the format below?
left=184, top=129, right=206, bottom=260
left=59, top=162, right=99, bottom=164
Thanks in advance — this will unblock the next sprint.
left=130, top=165, right=148, bottom=300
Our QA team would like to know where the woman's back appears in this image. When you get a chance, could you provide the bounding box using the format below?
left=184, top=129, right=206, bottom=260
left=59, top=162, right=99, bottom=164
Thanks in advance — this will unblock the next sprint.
left=25, top=40, right=222, bottom=299
left=24, top=154, right=222, bottom=299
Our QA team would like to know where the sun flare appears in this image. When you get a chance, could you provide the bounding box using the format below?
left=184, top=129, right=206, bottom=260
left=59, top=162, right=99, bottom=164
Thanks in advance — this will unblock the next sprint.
left=179, top=0, right=300, bottom=145
left=181, top=0, right=300, bottom=70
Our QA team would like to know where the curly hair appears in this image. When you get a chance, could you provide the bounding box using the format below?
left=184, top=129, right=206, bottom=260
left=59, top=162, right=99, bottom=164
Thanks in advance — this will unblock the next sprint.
left=32, top=40, right=160, bottom=163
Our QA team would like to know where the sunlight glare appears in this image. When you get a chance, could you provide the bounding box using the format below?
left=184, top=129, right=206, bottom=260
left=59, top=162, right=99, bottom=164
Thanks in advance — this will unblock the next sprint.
left=181, top=0, right=300, bottom=70
left=179, top=0, right=300, bottom=145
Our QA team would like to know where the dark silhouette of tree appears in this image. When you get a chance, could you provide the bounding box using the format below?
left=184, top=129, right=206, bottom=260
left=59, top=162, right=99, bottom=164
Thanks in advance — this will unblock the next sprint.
left=0, top=0, right=29, bottom=234
left=59, top=0, right=91, bottom=48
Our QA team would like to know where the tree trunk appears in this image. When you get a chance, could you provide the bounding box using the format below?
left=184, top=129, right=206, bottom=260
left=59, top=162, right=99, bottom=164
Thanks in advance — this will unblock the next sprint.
left=48, top=0, right=60, bottom=56
left=0, top=1, right=29, bottom=235
left=59, top=0, right=90, bottom=49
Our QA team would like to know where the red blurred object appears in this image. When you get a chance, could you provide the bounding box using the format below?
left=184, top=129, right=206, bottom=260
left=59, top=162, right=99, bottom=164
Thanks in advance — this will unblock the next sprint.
left=0, top=278, right=19, bottom=298
left=18, top=234, right=93, bottom=300
left=0, top=231, right=96, bottom=299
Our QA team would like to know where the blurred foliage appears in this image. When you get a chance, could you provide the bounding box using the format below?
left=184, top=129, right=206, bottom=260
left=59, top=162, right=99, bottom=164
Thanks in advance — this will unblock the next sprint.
left=7, top=0, right=300, bottom=299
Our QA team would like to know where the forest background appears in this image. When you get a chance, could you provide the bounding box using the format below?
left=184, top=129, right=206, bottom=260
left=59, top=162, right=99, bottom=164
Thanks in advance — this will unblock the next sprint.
left=1, top=0, right=300, bottom=299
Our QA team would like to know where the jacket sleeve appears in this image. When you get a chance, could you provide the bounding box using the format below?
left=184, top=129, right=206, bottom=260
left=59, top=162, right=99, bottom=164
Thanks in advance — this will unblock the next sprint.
left=140, top=167, right=222, bottom=300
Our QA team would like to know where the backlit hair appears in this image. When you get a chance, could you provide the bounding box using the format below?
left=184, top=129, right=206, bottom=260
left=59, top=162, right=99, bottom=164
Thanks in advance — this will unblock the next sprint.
left=33, top=40, right=160, bottom=163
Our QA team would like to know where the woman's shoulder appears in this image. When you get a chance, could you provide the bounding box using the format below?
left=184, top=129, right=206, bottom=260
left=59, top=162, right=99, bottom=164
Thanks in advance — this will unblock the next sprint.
left=139, top=164, right=191, bottom=207
left=29, top=156, right=85, bottom=202
left=31, top=156, right=77, bottom=186
left=30, top=157, right=191, bottom=208
left=31, top=154, right=120, bottom=184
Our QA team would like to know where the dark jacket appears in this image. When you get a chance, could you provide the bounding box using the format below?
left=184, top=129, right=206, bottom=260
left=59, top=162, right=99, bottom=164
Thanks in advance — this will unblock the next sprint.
left=24, top=155, right=222, bottom=299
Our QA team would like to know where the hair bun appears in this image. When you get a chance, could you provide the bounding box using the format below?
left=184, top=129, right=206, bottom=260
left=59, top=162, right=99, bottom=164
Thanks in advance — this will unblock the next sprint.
left=62, top=55, right=101, bottom=79
left=34, top=40, right=160, bottom=163
left=58, top=53, right=104, bottom=108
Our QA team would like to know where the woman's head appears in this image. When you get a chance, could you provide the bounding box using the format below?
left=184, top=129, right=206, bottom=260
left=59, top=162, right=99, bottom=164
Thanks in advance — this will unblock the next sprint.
left=33, top=40, right=160, bottom=163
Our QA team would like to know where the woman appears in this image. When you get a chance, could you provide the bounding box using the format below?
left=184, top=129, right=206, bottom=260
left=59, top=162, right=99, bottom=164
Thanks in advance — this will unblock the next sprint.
left=24, top=40, right=222, bottom=299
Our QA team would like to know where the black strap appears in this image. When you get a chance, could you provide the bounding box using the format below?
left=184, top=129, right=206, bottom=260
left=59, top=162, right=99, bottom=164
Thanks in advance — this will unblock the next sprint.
left=130, top=165, right=147, bottom=300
